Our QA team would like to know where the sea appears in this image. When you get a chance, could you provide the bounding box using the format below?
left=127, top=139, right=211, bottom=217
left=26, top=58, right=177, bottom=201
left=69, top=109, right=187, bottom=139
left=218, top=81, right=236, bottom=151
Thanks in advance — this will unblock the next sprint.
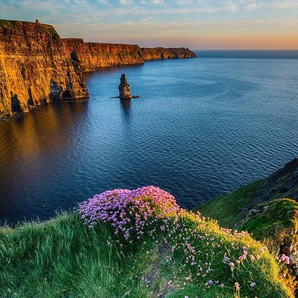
left=0, top=50, right=297, bottom=225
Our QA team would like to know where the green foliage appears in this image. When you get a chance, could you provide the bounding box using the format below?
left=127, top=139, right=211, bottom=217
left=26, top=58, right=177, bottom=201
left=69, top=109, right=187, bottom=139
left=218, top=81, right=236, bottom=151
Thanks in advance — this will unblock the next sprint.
left=0, top=19, right=58, bottom=35
left=195, top=180, right=264, bottom=227
left=237, top=198, right=298, bottom=239
left=0, top=20, right=14, bottom=30
left=0, top=207, right=294, bottom=297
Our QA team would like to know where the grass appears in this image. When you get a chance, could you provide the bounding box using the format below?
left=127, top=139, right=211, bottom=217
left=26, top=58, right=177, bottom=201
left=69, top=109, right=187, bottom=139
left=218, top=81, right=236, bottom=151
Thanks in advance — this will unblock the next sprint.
left=237, top=198, right=298, bottom=240
left=0, top=213, right=122, bottom=297
left=0, top=19, right=58, bottom=35
left=195, top=180, right=264, bottom=228
left=0, top=186, right=294, bottom=297
left=197, top=185, right=298, bottom=295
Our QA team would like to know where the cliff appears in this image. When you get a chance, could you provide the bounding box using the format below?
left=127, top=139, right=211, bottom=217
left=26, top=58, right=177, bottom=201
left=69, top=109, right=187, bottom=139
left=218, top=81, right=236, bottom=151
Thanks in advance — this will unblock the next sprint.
left=0, top=19, right=196, bottom=115
left=141, top=47, right=196, bottom=60
left=63, top=38, right=144, bottom=72
left=0, top=20, right=89, bottom=115
left=63, top=39, right=196, bottom=72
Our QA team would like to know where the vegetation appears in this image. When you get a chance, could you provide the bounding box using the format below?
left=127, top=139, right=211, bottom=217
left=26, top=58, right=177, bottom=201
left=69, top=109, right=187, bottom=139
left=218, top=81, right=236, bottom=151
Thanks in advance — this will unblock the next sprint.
left=195, top=180, right=264, bottom=228
left=0, top=19, right=58, bottom=35
left=198, top=184, right=298, bottom=295
left=237, top=198, right=298, bottom=241
left=0, top=186, right=294, bottom=297
left=0, top=20, right=14, bottom=30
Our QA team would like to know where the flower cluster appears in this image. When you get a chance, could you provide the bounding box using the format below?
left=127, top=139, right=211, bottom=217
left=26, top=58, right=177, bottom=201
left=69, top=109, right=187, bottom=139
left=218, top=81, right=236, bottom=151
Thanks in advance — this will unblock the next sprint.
left=77, top=186, right=181, bottom=244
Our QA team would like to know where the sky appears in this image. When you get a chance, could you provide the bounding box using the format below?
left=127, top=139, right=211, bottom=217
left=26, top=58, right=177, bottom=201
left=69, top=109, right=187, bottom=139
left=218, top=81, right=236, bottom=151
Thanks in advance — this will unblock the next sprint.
left=1, top=0, right=298, bottom=50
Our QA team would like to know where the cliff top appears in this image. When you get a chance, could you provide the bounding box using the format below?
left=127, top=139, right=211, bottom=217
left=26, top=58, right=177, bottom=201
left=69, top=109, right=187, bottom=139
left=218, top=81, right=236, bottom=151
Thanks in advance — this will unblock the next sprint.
left=0, top=19, right=58, bottom=36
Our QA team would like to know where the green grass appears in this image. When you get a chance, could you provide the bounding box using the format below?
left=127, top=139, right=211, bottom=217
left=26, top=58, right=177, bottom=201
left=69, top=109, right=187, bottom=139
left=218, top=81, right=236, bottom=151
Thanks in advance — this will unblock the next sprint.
left=197, top=181, right=298, bottom=295
left=195, top=180, right=264, bottom=228
left=0, top=208, right=294, bottom=297
left=237, top=198, right=298, bottom=239
left=0, top=19, right=58, bottom=35
left=0, top=213, right=124, bottom=297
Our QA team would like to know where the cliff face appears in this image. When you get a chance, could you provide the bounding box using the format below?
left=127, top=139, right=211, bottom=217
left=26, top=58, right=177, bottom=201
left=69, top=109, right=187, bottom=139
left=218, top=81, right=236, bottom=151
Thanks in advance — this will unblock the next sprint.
left=0, top=20, right=89, bottom=115
left=141, top=47, right=196, bottom=60
left=63, top=38, right=144, bottom=72
left=63, top=39, right=197, bottom=72
left=0, top=19, right=196, bottom=115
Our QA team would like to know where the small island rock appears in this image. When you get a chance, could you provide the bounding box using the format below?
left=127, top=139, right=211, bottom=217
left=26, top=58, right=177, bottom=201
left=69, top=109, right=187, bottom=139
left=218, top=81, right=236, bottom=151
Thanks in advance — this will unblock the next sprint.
left=118, top=74, right=132, bottom=99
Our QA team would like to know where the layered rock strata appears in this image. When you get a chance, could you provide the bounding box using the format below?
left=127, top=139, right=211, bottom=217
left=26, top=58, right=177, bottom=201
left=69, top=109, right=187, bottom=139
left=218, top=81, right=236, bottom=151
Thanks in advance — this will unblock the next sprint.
left=63, top=40, right=196, bottom=72
left=63, top=38, right=144, bottom=72
left=0, top=20, right=89, bottom=115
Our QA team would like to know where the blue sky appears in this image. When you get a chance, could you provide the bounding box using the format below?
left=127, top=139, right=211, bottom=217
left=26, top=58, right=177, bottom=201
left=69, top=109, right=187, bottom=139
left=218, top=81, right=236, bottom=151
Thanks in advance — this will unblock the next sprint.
left=1, top=0, right=298, bottom=49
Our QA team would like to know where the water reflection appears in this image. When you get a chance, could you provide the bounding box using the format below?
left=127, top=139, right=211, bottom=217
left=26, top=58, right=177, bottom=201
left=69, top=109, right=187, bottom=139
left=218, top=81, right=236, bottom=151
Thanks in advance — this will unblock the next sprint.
left=0, top=101, right=88, bottom=161
left=120, top=99, right=131, bottom=118
left=0, top=101, right=88, bottom=224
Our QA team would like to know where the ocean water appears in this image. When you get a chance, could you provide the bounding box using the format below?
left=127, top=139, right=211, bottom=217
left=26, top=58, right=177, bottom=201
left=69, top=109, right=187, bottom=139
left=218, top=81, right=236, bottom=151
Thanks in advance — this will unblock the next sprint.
left=0, top=50, right=297, bottom=225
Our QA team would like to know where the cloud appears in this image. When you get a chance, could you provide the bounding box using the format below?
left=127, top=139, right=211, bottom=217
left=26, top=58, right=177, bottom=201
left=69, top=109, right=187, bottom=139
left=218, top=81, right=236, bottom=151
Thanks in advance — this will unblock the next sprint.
left=98, top=0, right=109, bottom=4
left=150, top=0, right=164, bottom=4
left=225, top=2, right=239, bottom=12
left=120, top=0, right=133, bottom=4
left=140, top=16, right=156, bottom=24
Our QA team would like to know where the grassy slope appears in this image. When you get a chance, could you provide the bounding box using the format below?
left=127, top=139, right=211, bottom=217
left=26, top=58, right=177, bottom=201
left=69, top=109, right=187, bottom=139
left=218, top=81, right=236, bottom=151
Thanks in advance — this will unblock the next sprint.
left=197, top=182, right=298, bottom=295
left=0, top=210, right=293, bottom=297
left=195, top=180, right=264, bottom=228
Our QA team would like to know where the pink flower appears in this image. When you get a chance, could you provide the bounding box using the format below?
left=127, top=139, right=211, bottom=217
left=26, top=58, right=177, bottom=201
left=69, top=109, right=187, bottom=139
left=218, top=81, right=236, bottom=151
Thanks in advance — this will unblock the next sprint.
left=280, top=254, right=290, bottom=265
left=234, top=282, right=240, bottom=292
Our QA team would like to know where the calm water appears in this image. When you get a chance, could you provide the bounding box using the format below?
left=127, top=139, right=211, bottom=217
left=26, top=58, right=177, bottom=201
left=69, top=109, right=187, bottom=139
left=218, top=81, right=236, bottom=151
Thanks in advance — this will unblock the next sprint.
left=0, top=51, right=298, bottom=225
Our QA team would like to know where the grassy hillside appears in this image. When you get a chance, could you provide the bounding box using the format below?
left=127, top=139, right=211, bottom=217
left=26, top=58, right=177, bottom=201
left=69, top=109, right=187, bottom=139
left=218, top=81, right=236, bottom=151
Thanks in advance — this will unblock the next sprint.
left=197, top=183, right=298, bottom=295
left=195, top=180, right=264, bottom=228
left=0, top=186, right=294, bottom=298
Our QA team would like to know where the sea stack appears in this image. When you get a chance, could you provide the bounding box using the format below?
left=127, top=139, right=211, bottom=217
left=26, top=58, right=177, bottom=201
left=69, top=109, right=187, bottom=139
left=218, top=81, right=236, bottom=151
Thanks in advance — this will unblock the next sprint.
left=118, top=74, right=132, bottom=99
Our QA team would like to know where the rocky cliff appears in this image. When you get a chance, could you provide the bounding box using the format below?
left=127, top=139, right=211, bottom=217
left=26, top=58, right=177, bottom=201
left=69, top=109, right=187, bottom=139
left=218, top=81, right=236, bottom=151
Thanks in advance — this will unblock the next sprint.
left=63, top=39, right=196, bottom=72
left=0, top=19, right=196, bottom=115
left=141, top=47, right=196, bottom=60
left=0, top=20, right=89, bottom=115
left=63, top=38, right=144, bottom=72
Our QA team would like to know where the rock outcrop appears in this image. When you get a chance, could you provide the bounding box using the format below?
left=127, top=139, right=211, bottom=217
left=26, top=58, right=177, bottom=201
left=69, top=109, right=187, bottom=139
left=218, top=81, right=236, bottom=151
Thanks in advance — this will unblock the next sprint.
left=252, top=158, right=298, bottom=204
left=118, top=74, right=132, bottom=99
left=0, top=19, right=89, bottom=115
left=118, top=74, right=140, bottom=99
left=0, top=19, right=196, bottom=115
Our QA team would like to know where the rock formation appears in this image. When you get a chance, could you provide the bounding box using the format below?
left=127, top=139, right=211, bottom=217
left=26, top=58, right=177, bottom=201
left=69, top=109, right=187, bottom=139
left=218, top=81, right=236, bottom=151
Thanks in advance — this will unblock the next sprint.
left=250, top=158, right=298, bottom=206
left=118, top=74, right=140, bottom=99
left=0, top=19, right=89, bottom=115
left=0, top=19, right=196, bottom=116
left=118, top=74, right=132, bottom=99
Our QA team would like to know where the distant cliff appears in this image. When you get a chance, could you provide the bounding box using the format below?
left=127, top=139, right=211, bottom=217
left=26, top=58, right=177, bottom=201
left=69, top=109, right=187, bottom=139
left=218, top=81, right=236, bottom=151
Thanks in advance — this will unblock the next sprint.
left=63, top=38, right=144, bottom=72
left=63, top=39, right=196, bottom=72
left=141, top=47, right=196, bottom=60
left=0, top=19, right=196, bottom=115
left=0, top=20, right=89, bottom=115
